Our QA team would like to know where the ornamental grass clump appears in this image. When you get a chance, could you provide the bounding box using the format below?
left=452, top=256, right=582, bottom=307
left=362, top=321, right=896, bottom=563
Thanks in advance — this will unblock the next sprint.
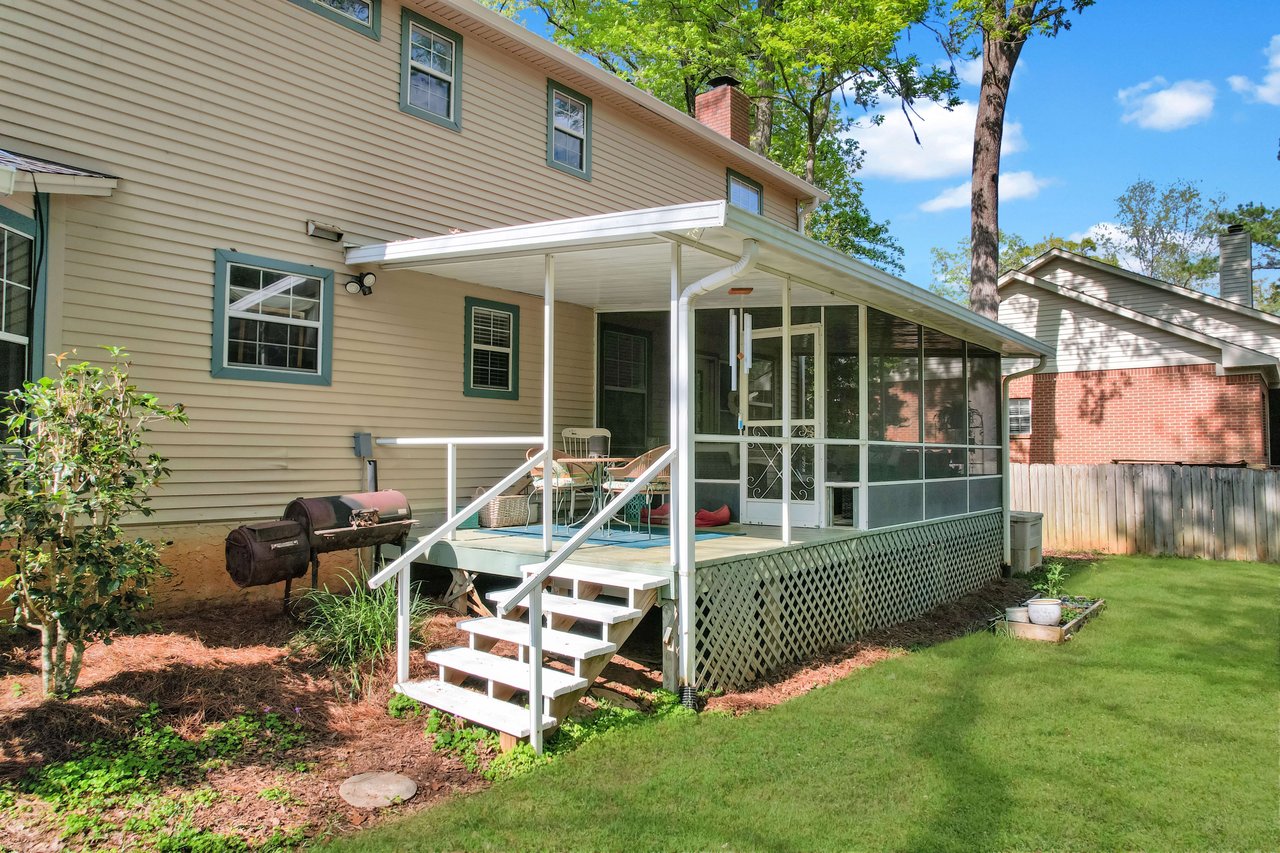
left=0, top=348, right=187, bottom=697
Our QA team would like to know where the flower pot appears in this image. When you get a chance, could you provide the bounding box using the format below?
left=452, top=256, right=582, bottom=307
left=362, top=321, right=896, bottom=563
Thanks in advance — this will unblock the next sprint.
left=1005, top=606, right=1030, bottom=623
left=1027, top=598, right=1062, bottom=626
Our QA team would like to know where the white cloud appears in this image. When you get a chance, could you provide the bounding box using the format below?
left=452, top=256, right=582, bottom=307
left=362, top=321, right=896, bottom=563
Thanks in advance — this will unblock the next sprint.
left=954, top=58, right=983, bottom=87
left=1117, top=77, right=1216, bottom=130
left=853, top=101, right=1025, bottom=181
left=1228, top=34, right=1280, bottom=105
left=1068, top=222, right=1138, bottom=272
left=919, top=170, right=1051, bottom=213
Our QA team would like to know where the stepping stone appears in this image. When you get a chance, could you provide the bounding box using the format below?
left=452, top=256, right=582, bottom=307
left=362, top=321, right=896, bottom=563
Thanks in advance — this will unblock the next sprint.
left=339, top=771, right=417, bottom=809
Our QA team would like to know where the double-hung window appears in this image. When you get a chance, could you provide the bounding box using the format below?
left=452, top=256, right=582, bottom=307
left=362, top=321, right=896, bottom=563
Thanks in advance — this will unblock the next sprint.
left=1009, top=398, right=1032, bottom=435
left=727, top=169, right=763, bottom=214
left=288, top=0, right=379, bottom=38
left=401, top=10, right=462, bottom=131
left=212, top=250, right=333, bottom=385
left=0, top=215, right=34, bottom=395
left=464, top=297, right=518, bottom=399
left=547, top=82, right=591, bottom=179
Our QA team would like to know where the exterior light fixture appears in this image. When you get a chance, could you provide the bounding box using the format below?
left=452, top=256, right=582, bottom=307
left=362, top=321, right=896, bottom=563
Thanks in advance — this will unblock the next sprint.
left=306, top=220, right=344, bottom=242
left=345, top=272, right=376, bottom=295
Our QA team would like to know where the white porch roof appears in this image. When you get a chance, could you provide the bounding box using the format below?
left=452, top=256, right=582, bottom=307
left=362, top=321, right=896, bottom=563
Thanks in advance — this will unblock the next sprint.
left=347, top=201, right=1055, bottom=359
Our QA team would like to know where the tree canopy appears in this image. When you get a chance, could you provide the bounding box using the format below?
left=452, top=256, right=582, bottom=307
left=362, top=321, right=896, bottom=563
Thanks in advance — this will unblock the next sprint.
left=929, top=231, right=1113, bottom=304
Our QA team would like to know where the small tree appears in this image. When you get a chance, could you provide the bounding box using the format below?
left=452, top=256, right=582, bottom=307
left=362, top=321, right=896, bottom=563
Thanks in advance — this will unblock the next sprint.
left=0, top=349, right=186, bottom=696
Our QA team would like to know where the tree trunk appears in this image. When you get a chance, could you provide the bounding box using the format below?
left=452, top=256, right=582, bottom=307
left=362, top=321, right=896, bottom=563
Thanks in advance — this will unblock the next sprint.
left=969, top=32, right=1024, bottom=319
left=39, top=622, right=53, bottom=696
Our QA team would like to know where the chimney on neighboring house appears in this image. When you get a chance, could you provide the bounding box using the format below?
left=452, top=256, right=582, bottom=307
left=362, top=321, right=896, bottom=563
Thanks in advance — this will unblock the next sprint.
left=695, top=76, right=751, bottom=147
left=1219, top=224, right=1254, bottom=307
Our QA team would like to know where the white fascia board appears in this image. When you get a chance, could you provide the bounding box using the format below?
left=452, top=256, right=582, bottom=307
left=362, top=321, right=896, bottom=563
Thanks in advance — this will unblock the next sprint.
left=719, top=205, right=1056, bottom=359
left=1004, top=248, right=1280, bottom=329
left=345, top=200, right=728, bottom=267
left=428, top=0, right=826, bottom=206
left=1006, top=270, right=1280, bottom=371
left=11, top=172, right=116, bottom=196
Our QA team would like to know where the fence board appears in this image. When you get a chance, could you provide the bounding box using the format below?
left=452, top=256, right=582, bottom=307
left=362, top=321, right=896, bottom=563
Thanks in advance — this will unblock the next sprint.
left=1011, top=463, right=1278, bottom=564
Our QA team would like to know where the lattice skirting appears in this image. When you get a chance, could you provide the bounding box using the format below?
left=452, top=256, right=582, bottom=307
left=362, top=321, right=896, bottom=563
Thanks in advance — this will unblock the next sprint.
left=693, top=511, right=1003, bottom=691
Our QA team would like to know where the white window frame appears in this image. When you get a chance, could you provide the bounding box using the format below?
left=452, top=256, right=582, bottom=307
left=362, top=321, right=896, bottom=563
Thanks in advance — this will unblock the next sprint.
left=408, top=20, right=456, bottom=120
left=549, top=84, right=590, bottom=177
left=465, top=297, right=519, bottom=399
left=1009, top=397, right=1032, bottom=435
left=0, top=222, right=32, bottom=351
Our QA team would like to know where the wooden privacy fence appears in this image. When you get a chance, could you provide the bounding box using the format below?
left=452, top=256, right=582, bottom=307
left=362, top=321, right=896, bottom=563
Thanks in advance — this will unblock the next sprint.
left=1010, top=464, right=1280, bottom=563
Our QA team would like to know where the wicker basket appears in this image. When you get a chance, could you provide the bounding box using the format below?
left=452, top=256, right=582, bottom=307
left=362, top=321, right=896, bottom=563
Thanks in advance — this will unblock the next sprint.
left=478, top=493, right=537, bottom=528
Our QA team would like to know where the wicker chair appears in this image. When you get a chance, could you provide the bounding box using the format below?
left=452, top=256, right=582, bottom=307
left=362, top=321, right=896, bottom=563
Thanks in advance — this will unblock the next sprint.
left=603, top=445, right=671, bottom=534
left=525, top=447, right=595, bottom=526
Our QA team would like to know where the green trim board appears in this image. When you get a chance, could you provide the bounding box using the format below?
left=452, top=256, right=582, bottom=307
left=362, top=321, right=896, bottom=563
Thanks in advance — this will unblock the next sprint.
left=286, top=0, right=380, bottom=39
left=463, top=296, right=519, bottom=399
left=0, top=197, right=47, bottom=383
left=546, top=80, right=592, bottom=180
left=400, top=8, right=463, bottom=132
left=210, top=249, right=334, bottom=386
left=726, top=168, right=764, bottom=215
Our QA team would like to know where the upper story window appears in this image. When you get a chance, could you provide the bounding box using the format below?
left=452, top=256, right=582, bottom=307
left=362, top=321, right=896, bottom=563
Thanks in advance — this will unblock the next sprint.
left=212, top=250, right=333, bottom=386
left=727, top=169, right=763, bottom=214
left=547, top=82, right=591, bottom=179
left=1009, top=398, right=1032, bottom=435
left=0, top=217, right=33, bottom=395
left=464, top=297, right=519, bottom=400
left=288, top=0, right=380, bottom=39
left=400, top=10, right=463, bottom=132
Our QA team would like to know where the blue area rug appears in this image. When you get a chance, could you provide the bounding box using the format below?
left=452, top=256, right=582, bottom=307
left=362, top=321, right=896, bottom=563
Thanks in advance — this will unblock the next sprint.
left=485, top=524, right=738, bottom=549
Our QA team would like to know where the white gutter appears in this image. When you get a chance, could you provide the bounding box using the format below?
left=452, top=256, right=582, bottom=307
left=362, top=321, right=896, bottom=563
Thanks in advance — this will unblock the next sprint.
left=674, top=239, right=760, bottom=703
left=1001, top=354, right=1048, bottom=565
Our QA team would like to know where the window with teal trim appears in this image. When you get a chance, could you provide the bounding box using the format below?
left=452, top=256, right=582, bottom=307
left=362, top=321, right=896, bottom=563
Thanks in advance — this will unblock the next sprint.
left=212, top=250, right=333, bottom=386
left=287, top=0, right=380, bottom=39
left=464, top=297, right=518, bottom=399
left=401, top=9, right=462, bottom=131
left=547, top=81, right=591, bottom=179
left=727, top=169, right=763, bottom=214
left=0, top=218, right=34, bottom=395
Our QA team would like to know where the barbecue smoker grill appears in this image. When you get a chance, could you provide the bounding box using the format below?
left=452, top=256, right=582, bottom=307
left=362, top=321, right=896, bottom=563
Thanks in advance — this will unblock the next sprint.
left=224, top=490, right=415, bottom=607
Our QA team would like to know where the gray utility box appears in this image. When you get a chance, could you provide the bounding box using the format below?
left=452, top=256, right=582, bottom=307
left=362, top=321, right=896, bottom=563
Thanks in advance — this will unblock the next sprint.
left=1009, top=511, right=1043, bottom=575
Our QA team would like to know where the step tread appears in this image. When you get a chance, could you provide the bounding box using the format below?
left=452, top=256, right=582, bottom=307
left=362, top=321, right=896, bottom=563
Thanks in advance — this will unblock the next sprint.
left=486, top=588, right=642, bottom=624
left=532, top=562, right=669, bottom=591
left=427, top=647, right=588, bottom=698
left=396, top=680, right=556, bottom=737
left=460, top=617, right=617, bottom=660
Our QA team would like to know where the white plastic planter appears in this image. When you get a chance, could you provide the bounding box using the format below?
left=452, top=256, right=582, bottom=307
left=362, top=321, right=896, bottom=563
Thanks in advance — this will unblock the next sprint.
left=1006, top=606, right=1030, bottom=623
left=1026, top=598, right=1062, bottom=626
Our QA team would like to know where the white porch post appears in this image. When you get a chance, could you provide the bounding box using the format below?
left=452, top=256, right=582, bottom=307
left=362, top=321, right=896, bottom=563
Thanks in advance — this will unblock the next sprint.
left=781, top=277, right=792, bottom=544
left=543, top=254, right=556, bottom=555
left=858, top=306, right=869, bottom=529
left=669, top=243, right=682, bottom=568
left=675, top=256, right=696, bottom=698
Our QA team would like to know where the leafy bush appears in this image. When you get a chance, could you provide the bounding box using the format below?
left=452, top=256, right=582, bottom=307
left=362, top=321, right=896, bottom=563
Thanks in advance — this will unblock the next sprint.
left=293, top=570, right=436, bottom=695
left=0, top=349, right=186, bottom=696
left=1032, top=561, right=1070, bottom=599
left=387, top=691, right=422, bottom=719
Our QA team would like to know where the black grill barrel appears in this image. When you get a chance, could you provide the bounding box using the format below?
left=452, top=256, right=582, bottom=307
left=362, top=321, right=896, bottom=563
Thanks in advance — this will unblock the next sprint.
left=224, top=520, right=310, bottom=588
left=284, top=490, right=415, bottom=553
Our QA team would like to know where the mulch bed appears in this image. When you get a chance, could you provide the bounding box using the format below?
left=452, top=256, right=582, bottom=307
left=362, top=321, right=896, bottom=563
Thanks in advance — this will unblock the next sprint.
left=0, top=571, right=1038, bottom=849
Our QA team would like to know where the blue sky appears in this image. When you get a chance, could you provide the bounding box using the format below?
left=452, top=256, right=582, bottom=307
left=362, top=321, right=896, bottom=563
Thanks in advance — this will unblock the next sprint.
left=517, top=3, right=1278, bottom=286
left=852, top=2, right=1280, bottom=284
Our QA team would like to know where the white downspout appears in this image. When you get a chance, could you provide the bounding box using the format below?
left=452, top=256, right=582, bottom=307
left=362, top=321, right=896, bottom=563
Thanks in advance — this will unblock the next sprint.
left=1001, top=354, right=1048, bottom=565
left=675, top=239, right=760, bottom=704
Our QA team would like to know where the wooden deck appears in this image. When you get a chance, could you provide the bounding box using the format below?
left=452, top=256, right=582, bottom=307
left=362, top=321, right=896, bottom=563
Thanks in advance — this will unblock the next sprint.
left=414, top=524, right=857, bottom=585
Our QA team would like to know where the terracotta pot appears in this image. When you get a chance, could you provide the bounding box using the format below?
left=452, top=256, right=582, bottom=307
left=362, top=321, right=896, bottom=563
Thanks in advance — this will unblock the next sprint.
left=1027, top=598, right=1062, bottom=626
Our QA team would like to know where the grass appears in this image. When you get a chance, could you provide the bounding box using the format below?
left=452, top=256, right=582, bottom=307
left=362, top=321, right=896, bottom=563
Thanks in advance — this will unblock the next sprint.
left=329, top=556, right=1278, bottom=852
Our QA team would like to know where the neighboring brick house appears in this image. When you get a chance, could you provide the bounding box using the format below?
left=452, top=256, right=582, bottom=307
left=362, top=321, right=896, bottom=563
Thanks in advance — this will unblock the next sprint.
left=998, top=234, right=1280, bottom=467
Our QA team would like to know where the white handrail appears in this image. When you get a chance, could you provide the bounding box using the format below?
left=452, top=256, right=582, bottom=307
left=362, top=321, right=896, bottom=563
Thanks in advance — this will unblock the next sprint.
left=499, top=446, right=676, bottom=615
left=368, top=453, right=542, bottom=590
left=376, top=435, right=544, bottom=447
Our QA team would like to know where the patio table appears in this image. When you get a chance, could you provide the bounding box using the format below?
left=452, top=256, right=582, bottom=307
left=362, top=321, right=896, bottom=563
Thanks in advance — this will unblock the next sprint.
left=559, top=456, right=630, bottom=521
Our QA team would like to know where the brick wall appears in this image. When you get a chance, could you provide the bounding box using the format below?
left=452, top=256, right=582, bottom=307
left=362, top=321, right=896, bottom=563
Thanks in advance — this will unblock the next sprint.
left=1008, top=364, right=1270, bottom=465
left=694, top=85, right=751, bottom=147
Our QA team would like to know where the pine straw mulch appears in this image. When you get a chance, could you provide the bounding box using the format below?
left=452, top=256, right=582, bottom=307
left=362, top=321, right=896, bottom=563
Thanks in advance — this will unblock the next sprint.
left=0, top=572, right=1039, bottom=849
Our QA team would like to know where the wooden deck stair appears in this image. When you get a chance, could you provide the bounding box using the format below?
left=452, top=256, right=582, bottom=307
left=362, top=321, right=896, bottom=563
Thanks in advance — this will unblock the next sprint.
left=396, top=561, right=667, bottom=749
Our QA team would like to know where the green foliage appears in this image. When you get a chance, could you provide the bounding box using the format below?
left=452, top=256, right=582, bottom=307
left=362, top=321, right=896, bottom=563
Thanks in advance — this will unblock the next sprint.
left=1103, top=178, right=1226, bottom=290
left=1214, top=201, right=1280, bottom=313
left=929, top=230, right=1116, bottom=303
left=386, top=691, right=422, bottom=719
left=1, top=704, right=307, bottom=849
left=1031, top=561, right=1070, bottom=599
left=293, top=570, right=437, bottom=696
left=425, top=709, right=498, bottom=773
left=0, top=348, right=187, bottom=697
left=259, top=785, right=297, bottom=805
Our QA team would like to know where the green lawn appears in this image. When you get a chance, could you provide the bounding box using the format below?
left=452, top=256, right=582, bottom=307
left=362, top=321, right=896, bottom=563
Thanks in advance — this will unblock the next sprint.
left=332, top=557, right=1279, bottom=852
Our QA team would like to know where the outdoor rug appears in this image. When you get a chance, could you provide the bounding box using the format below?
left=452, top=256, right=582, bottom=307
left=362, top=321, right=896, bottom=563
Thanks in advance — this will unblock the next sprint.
left=485, top=524, right=740, bottom=549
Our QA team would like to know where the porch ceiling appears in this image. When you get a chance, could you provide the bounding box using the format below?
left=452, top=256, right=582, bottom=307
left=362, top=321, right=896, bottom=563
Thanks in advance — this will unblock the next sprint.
left=346, top=201, right=1055, bottom=358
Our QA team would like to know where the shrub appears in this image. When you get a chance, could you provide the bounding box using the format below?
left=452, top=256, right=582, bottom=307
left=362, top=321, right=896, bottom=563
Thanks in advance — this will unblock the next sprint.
left=293, top=570, right=436, bottom=694
left=0, top=349, right=186, bottom=696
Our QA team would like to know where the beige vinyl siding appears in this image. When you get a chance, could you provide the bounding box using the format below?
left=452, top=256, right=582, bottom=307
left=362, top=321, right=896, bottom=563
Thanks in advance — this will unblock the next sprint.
left=999, top=282, right=1220, bottom=373
left=1038, top=259, right=1280, bottom=358
left=0, top=195, right=35, bottom=222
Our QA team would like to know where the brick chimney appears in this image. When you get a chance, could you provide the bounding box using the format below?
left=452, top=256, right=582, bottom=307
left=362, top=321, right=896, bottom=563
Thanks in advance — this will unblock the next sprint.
left=1219, top=224, right=1253, bottom=307
left=695, top=76, right=750, bottom=147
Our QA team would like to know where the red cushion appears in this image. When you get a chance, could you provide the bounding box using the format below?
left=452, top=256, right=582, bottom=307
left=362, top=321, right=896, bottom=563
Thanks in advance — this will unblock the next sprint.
left=694, top=504, right=731, bottom=527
